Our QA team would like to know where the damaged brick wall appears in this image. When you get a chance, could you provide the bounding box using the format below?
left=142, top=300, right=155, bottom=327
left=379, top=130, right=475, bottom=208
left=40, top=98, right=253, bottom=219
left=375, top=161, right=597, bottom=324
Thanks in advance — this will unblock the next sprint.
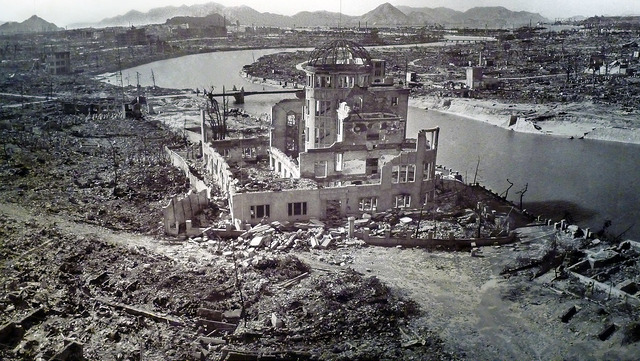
left=202, top=142, right=238, bottom=198
left=269, top=147, right=300, bottom=178
left=163, top=189, right=209, bottom=235
left=165, top=146, right=209, bottom=195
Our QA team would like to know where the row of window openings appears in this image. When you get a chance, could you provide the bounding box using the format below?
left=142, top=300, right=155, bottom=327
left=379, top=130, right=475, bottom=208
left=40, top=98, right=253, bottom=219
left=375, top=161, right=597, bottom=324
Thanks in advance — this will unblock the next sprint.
left=307, top=98, right=398, bottom=116
left=221, top=147, right=256, bottom=158
left=306, top=123, right=382, bottom=143
left=275, top=160, right=291, bottom=177
left=251, top=196, right=413, bottom=219
left=250, top=202, right=307, bottom=219
left=314, top=160, right=433, bottom=182
left=358, top=194, right=412, bottom=211
left=307, top=75, right=370, bottom=88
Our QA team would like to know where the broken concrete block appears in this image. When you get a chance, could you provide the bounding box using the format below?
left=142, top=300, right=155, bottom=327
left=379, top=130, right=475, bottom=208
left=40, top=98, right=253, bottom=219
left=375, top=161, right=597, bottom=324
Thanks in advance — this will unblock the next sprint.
left=222, top=309, right=242, bottom=320
left=271, top=313, right=284, bottom=328
left=320, top=236, right=332, bottom=249
left=197, top=336, right=226, bottom=346
left=400, top=217, right=413, bottom=224
left=196, top=319, right=237, bottom=333
left=567, top=225, right=583, bottom=238
left=249, top=236, right=264, bottom=247
left=470, top=248, right=482, bottom=257
left=196, top=308, right=222, bottom=321
left=250, top=235, right=271, bottom=248
left=248, top=224, right=271, bottom=235
left=309, top=237, right=319, bottom=248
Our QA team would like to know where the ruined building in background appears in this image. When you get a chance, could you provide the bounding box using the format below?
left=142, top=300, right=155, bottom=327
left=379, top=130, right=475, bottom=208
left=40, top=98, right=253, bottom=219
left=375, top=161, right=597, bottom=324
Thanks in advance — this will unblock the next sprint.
left=201, top=39, right=439, bottom=228
left=46, top=51, right=71, bottom=75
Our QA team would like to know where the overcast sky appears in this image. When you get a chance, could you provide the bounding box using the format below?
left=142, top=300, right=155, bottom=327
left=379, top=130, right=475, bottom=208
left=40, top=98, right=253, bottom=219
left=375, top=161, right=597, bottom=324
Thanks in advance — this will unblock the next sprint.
left=1, top=0, right=639, bottom=27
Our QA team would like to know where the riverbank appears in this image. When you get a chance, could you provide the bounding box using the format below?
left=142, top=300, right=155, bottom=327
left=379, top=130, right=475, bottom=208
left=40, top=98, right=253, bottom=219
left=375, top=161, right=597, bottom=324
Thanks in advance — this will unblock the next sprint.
left=411, top=96, right=640, bottom=145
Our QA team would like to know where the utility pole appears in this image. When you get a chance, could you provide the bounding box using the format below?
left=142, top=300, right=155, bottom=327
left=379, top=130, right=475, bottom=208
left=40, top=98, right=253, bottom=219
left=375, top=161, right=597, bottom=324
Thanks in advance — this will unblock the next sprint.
left=136, top=71, right=141, bottom=98
left=115, top=47, right=125, bottom=105
left=472, top=156, right=480, bottom=185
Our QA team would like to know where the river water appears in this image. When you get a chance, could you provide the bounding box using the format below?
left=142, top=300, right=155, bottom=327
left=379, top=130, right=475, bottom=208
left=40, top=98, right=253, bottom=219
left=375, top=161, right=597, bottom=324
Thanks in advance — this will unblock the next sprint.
left=107, top=49, right=640, bottom=240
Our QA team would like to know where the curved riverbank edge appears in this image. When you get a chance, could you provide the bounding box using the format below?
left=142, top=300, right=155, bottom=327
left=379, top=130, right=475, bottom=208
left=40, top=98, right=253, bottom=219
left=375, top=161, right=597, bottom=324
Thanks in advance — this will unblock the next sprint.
left=410, top=96, right=640, bottom=145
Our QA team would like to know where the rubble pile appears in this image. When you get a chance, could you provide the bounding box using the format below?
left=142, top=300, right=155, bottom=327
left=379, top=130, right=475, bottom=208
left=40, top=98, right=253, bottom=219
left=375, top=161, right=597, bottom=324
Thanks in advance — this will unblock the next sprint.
left=499, top=224, right=640, bottom=347
left=0, top=213, right=453, bottom=361
left=351, top=208, right=508, bottom=240
left=0, top=107, right=190, bottom=233
left=0, top=216, right=223, bottom=360
left=230, top=161, right=318, bottom=193
left=234, top=267, right=449, bottom=361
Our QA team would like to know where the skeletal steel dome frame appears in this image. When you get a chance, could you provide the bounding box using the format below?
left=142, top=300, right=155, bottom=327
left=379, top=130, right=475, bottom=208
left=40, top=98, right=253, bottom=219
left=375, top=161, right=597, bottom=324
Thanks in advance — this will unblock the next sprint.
left=307, top=39, right=372, bottom=67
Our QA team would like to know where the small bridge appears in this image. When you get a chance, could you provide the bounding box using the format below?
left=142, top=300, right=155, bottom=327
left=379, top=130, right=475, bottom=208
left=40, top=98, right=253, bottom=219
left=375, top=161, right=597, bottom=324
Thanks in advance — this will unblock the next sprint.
left=443, top=35, right=497, bottom=44
left=208, top=88, right=303, bottom=104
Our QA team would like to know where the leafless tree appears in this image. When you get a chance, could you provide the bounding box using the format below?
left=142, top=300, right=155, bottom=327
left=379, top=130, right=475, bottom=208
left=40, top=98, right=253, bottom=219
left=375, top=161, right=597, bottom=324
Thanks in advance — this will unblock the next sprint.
left=516, top=183, right=528, bottom=210
left=501, top=178, right=514, bottom=199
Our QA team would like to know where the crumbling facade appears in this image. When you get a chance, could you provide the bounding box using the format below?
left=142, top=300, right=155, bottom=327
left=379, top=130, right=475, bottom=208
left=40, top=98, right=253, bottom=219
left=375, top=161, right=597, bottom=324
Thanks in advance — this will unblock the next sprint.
left=46, top=51, right=71, bottom=75
left=202, top=39, right=439, bottom=228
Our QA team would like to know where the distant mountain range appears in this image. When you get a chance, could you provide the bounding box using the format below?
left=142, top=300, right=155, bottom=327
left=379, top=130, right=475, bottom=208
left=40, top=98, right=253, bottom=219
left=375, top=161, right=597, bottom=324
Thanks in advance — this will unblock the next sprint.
left=70, top=2, right=549, bottom=29
left=0, top=15, right=62, bottom=34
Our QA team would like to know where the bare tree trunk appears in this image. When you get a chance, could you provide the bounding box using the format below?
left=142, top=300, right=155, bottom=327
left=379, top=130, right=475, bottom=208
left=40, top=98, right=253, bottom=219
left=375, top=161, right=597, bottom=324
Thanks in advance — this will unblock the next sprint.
left=501, top=178, right=514, bottom=199
left=517, top=183, right=528, bottom=210
left=108, top=141, right=120, bottom=196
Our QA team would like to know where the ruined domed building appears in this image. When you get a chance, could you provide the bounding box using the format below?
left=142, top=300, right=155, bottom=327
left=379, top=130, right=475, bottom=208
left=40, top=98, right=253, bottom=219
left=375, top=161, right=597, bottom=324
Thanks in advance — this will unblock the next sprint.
left=200, top=39, right=440, bottom=228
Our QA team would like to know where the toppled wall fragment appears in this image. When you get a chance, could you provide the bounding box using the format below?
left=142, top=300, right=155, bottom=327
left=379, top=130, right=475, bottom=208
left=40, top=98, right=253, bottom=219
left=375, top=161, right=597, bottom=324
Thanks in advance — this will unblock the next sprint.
left=163, top=189, right=209, bottom=235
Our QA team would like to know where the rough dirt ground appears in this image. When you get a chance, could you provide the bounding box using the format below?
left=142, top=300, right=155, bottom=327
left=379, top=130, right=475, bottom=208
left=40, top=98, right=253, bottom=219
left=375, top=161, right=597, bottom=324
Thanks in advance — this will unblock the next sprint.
left=1, top=98, right=456, bottom=360
left=2, top=88, right=638, bottom=361
left=0, top=200, right=456, bottom=360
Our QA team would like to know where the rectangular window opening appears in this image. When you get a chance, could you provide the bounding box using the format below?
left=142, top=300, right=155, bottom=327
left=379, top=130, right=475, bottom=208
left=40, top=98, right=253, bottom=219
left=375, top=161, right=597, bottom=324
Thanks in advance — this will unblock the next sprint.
left=314, top=160, right=328, bottom=178
left=288, top=202, right=308, bottom=216
left=358, top=197, right=378, bottom=211
left=335, top=153, right=343, bottom=171
left=395, top=194, right=411, bottom=208
left=250, top=204, right=271, bottom=219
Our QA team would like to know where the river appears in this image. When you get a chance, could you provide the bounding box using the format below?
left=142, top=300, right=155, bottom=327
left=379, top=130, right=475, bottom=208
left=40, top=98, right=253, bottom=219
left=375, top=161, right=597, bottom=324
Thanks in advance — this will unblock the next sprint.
left=106, top=48, right=640, bottom=240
